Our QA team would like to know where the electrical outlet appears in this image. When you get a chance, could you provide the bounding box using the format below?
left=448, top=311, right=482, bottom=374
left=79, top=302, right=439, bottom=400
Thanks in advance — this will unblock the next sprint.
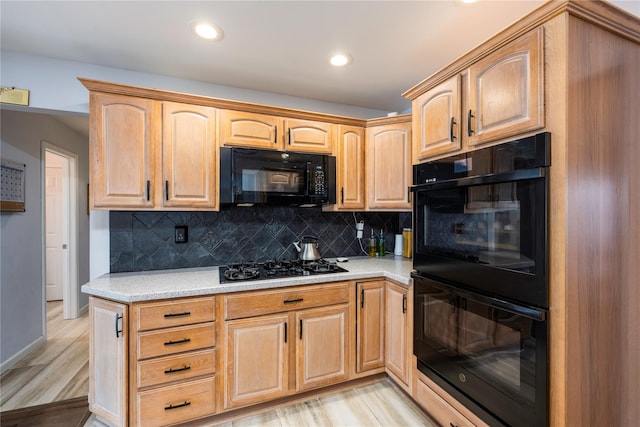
left=356, top=221, right=364, bottom=239
left=175, top=225, right=188, bottom=243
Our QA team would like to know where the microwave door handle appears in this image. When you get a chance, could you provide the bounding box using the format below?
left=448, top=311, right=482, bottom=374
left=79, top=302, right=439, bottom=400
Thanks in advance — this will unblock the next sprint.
left=305, top=162, right=311, bottom=195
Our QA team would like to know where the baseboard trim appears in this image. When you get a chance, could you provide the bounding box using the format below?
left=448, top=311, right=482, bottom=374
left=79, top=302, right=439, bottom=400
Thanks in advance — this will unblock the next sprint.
left=0, top=335, right=45, bottom=374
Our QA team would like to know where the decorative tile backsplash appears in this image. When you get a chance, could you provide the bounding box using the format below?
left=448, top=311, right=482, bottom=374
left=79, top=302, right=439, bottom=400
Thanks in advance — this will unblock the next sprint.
left=110, top=207, right=411, bottom=272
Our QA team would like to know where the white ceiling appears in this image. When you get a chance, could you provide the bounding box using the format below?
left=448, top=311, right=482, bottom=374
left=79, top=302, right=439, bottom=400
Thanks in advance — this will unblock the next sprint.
left=1, top=0, right=639, bottom=127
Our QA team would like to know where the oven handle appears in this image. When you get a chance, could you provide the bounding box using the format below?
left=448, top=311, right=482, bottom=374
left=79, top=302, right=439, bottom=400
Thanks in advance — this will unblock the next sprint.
left=411, top=167, right=546, bottom=192
left=412, top=273, right=546, bottom=321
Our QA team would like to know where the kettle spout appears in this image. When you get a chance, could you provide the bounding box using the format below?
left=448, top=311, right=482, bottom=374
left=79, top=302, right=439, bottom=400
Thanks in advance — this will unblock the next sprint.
left=293, top=241, right=301, bottom=252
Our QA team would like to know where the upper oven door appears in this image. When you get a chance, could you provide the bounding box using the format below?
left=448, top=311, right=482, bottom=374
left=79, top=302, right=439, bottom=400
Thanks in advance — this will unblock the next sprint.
left=413, top=168, right=548, bottom=308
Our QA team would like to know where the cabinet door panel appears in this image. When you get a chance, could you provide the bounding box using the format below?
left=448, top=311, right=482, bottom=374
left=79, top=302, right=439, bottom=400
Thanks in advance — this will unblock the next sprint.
left=163, top=102, right=216, bottom=208
left=225, top=314, right=289, bottom=409
left=219, top=110, right=281, bottom=149
left=285, top=118, right=334, bottom=154
left=91, top=93, right=158, bottom=208
left=356, top=281, right=385, bottom=372
left=89, top=297, right=128, bottom=427
left=468, top=28, right=544, bottom=146
left=366, top=122, right=412, bottom=210
left=296, top=305, right=349, bottom=391
left=385, top=283, right=409, bottom=385
left=414, top=75, right=461, bottom=162
left=337, top=125, right=365, bottom=209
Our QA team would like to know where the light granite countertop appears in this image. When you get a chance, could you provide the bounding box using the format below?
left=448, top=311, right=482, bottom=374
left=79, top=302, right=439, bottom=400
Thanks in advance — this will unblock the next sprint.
left=81, top=256, right=414, bottom=303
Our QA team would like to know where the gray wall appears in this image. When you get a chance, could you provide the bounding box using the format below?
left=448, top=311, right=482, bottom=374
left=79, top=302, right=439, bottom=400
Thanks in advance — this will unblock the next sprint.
left=0, top=109, right=90, bottom=369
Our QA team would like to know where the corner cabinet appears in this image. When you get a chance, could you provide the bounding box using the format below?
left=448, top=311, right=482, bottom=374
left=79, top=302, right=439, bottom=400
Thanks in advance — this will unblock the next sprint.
left=385, top=282, right=411, bottom=389
left=89, top=92, right=217, bottom=210
left=89, top=297, right=128, bottom=427
left=366, top=119, right=412, bottom=210
left=356, top=281, right=385, bottom=372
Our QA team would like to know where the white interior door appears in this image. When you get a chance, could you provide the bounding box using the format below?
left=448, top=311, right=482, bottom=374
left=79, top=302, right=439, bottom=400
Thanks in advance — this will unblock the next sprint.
left=45, top=151, right=69, bottom=302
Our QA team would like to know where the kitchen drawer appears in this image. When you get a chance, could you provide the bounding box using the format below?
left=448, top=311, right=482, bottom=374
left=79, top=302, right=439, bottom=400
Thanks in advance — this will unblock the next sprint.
left=136, top=376, right=215, bottom=426
left=137, top=323, right=215, bottom=360
left=137, top=349, right=216, bottom=389
left=135, top=297, right=215, bottom=331
left=415, top=376, right=477, bottom=427
left=224, top=282, right=350, bottom=320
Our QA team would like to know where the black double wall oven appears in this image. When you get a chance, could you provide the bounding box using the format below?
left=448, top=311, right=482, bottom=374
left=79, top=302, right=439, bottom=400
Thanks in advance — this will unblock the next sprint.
left=412, top=132, right=550, bottom=427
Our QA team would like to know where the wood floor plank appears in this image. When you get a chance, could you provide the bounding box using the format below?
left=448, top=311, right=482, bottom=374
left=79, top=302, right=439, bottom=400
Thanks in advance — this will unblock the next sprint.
left=355, top=381, right=436, bottom=427
left=276, top=398, right=334, bottom=426
left=318, top=389, right=383, bottom=426
left=0, top=364, right=48, bottom=407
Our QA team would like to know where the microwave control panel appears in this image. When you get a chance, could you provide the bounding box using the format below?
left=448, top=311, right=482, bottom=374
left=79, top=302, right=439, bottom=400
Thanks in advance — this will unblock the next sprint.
left=312, top=165, right=326, bottom=195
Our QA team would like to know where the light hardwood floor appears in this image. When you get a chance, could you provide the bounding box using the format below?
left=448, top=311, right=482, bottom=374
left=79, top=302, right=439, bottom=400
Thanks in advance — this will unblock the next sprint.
left=0, top=301, right=89, bottom=411
left=85, top=379, right=435, bottom=427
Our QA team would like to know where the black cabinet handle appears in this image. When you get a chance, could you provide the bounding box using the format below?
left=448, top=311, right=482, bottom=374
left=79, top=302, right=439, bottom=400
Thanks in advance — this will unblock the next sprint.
left=146, top=180, right=150, bottom=201
left=467, top=110, right=474, bottom=137
left=288, top=128, right=291, bottom=145
left=450, top=423, right=459, bottom=427
left=284, top=298, right=303, bottom=304
left=274, top=126, right=278, bottom=144
left=115, top=313, right=123, bottom=338
left=164, top=311, right=191, bottom=318
left=165, top=401, right=191, bottom=411
left=341, top=187, right=344, bottom=204
left=299, top=319, right=303, bottom=339
left=165, top=180, right=169, bottom=201
left=164, top=338, right=191, bottom=346
left=450, top=117, right=457, bottom=142
left=360, top=289, right=365, bottom=308
left=284, top=322, right=288, bottom=343
left=164, top=365, right=191, bottom=374
left=402, top=295, right=407, bottom=314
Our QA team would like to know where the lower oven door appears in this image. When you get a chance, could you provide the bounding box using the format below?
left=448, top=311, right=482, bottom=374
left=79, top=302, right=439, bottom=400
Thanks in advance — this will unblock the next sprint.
left=413, top=274, right=548, bottom=427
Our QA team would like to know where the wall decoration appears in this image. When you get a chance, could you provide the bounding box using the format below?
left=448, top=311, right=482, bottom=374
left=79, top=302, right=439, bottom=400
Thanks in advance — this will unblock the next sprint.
left=0, top=159, right=26, bottom=212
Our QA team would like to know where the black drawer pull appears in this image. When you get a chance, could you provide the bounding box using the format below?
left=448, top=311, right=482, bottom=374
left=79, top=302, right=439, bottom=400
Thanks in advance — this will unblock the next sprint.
left=115, top=313, right=123, bottom=338
left=164, top=338, right=191, bottom=346
left=164, top=311, right=191, bottom=318
left=283, top=298, right=303, bottom=304
left=165, top=401, right=191, bottom=411
left=164, top=365, right=191, bottom=374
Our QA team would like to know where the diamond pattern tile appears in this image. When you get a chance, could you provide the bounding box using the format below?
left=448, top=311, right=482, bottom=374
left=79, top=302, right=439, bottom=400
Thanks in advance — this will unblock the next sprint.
left=110, top=208, right=405, bottom=272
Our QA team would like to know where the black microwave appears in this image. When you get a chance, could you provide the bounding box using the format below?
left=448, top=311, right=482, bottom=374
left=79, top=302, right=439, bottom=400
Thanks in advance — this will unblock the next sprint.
left=219, top=147, right=336, bottom=206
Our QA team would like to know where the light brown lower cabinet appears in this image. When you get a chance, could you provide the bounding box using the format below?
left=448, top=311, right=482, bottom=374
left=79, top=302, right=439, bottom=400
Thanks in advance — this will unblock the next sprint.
left=89, top=297, right=128, bottom=427
left=222, top=282, right=352, bottom=411
left=356, top=281, right=385, bottom=373
left=415, top=371, right=489, bottom=427
left=385, top=281, right=410, bottom=387
left=224, top=313, right=289, bottom=409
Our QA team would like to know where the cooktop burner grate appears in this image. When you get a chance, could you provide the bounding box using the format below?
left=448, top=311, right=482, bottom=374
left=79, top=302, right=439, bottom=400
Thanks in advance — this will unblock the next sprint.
left=218, top=259, right=347, bottom=283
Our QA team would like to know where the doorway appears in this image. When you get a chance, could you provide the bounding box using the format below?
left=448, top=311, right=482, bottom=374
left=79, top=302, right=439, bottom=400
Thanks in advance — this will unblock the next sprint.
left=42, top=143, right=79, bottom=320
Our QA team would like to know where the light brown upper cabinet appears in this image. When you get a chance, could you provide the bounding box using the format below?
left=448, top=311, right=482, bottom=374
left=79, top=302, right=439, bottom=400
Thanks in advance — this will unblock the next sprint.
left=218, top=110, right=281, bottom=150
left=335, top=125, right=366, bottom=210
left=467, top=27, right=544, bottom=147
left=284, top=118, right=334, bottom=154
left=162, top=102, right=217, bottom=209
left=90, top=92, right=159, bottom=209
left=219, top=110, right=334, bottom=154
left=90, top=93, right=217, bottom=210
left=410, top=28, right=544, bottom=163
left=366, top=121, right=412, bottom=211
left=412, top=75, right=462, bottom=163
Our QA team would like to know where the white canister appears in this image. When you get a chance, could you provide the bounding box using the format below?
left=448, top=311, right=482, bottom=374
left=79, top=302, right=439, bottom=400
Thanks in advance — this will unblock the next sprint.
left=394, top=234, right=403, bottom=255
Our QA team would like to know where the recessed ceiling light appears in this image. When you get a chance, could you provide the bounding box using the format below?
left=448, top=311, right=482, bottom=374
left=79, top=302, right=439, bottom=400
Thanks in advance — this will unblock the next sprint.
left=461, top=0, right=478, bottom=3
left=191, top=21, right=224, bottom=41
left=330, top=53, right=353, bottom=67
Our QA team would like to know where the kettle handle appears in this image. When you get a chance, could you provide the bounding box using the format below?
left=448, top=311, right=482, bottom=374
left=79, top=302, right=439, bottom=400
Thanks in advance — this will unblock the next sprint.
left=301, top=235, right=319, bottom=244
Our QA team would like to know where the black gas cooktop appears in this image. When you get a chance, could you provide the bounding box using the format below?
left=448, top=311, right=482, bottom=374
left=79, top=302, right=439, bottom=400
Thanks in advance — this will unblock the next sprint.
left=218, top=259, right=348, bottom=283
